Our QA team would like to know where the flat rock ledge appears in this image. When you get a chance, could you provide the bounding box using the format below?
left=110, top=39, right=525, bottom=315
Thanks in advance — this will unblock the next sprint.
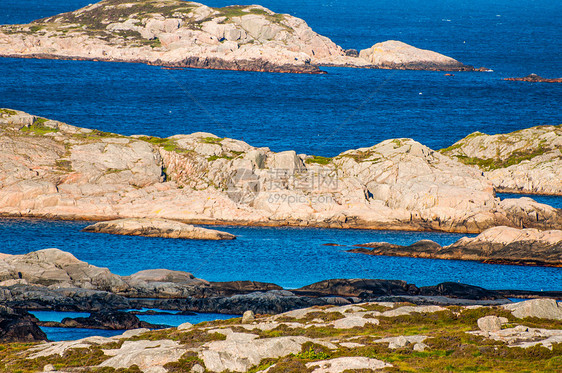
left=350, top=226, right=562, bottom=267
left=82, top=218, right=236, bottom=240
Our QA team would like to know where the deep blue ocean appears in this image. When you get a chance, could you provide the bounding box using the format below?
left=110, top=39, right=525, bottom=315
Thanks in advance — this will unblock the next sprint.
left=0, top=0, right=561, bottom=340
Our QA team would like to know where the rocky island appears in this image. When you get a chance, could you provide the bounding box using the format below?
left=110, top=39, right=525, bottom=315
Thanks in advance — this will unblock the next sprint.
left=0, top=0, right=477, bottom=73
left=82, top=218, right=236, bottom=239
left=1, top=109, right=561, bottom=233
left=349, top=226, right=562, bottom=267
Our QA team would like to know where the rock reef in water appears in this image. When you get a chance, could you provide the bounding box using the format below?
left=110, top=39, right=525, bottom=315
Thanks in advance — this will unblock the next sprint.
left=0, top=0, right=476, bottom=73
left=440, top=124, right=562, bottom=196
left=349, top=226, right=562, bottom=267
left=0, top=109, right=561, bottom=233
left=83, top=218, right=236, bottom=239
left=504, top=74, right=562, bottom=83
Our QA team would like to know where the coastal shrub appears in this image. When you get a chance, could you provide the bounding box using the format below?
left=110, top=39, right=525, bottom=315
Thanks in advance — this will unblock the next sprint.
left=295, top=342, right=331, bottom=360
left=305, top=155, right=332, bottom=165
left=163, top=351, right=205, bottom=372
left=0, top=108, right=17, bottom=116
left=199, top=136, right=224, bottom=144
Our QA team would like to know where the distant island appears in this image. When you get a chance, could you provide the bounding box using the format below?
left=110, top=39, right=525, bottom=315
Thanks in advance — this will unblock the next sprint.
left=0, top=0, right=480, bottom=73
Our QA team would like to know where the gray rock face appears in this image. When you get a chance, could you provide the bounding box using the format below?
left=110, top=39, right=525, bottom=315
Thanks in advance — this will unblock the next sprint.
left=441, top=124, right=562, bottom=195
left=503, top=299, right=562, bottom=320
left=1, top=109, right=560, bottom=234
left=83, top=218, right=236, bottom=240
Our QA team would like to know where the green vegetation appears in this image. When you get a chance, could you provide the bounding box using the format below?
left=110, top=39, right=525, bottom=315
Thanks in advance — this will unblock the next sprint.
left=0, top=109, right=17, bottom=116
left=199, top=136, right=224, bottom=144
left=207, top=154, right=233, bottom=162
left=453, top=144, right=552, bottom=171
left=137, top=135, right=192, bottom=154
left=295, top=343, right=332, bottom=360
left=20, top=118, right=59, bottom=135
left=305, top=155, right=332, bottom=165
left=215, top=5, right=288, bottom=26
left=338, top=151, right=380, bottom=163
left=163, top=352, right=205, bottom=372
left=55, top=159, right=73, bottom=172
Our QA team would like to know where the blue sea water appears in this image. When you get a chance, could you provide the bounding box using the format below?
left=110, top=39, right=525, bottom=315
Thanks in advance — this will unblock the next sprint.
left=0, top=0, right=561, bottom=340
left=31, top=310, right=238, bottom=341
left=1, top=217, right=561, bottom=292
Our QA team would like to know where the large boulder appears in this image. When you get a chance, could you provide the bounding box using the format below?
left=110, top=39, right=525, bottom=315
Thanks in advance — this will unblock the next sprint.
left=503, top=299, right=562, bottom=320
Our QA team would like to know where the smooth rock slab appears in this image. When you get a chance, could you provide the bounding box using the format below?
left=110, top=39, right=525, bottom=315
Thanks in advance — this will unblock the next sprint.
left=503, top=298, right=562, bottom=320
left=200, top=336, right=313, bottom=372
left=83, top=218, right=236, bottom=240
left=99, top=340, right=188, bottom=372
left=306, top=357, right=392, bottom=372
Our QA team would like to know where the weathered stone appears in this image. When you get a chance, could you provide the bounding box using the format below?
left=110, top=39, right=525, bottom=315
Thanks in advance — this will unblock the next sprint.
left=242, top=310, right=255, bottom=323
left=306, top=357, right=392, bottom=372
left=441, top=124, right=562, bottom=195
left=0, top=305, right=47, bottom=343
left=477, top=316, right=502, bottom=332
left=503, top=299, right=562, bottom=320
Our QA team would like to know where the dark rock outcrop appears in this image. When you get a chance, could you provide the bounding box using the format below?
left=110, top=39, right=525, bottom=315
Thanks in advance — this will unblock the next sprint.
left=0, top=305, right=47, bottom=342
left=40, top=311, right=167, bottom=330
left=293, top=278, right=419, bottom=298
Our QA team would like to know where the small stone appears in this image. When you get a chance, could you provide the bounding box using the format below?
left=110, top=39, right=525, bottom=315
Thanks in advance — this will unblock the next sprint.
left=178, top=322, right=193, bottom=331
left=499, top=317, right=509, bottom=324
left=413, top=342, right=428, bottom=352
left=477, top=316, right=502, bottom=332
left=242, top=310, right=255, bottom=324
left=43, top=364, right=56, bottom=372
left=191, top=364, right=205, bottom=373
